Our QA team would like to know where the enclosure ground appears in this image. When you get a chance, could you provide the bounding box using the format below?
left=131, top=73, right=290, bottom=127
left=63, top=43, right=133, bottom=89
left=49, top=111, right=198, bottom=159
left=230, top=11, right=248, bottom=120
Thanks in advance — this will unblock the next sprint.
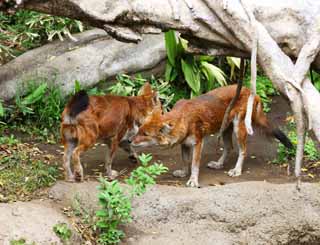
left=39, top=95, right=320, bottom=185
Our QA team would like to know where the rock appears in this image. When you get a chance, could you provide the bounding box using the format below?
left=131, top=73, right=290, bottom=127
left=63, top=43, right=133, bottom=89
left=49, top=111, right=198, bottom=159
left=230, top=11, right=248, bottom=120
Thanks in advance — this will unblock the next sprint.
left=0, top=200, right=82, bottom=245
left=0, top=29, right=166, bottom=101
left=48, top=181, right=320, bottom=245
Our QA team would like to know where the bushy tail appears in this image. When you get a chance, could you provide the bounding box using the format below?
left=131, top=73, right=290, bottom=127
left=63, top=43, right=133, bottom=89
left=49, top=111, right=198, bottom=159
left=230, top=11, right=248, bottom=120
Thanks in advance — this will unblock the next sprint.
left=67, top=90, right=89, bottom=119
left=253, top=98, right=293, bottom=149
left=271, top=128, right=293, bottom=149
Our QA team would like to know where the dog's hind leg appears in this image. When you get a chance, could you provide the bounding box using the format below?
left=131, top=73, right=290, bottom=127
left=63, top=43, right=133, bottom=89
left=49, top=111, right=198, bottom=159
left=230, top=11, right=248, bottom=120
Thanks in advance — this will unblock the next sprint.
left=105, top=137, right=119, bottom=179
left=72, top=144, right=86, bottom=182
left=208, top=125, right=233, bottom=170
left=228, top=115, right=247, bottom=177
left=63, top=140, right=77, bottom=182
left=173, top=144, right=191, bottom=178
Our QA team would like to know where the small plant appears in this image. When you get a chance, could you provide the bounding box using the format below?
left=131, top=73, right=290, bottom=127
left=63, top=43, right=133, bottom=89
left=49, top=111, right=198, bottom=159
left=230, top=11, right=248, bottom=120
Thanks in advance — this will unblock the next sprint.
left=9, top=238, right=35, bottom=245
left=0, top=10, right=84, bottom=64
left=274, top=118, right=320, bottom=177
left=95, top=153, right=168, bottom=244
left=164, top=30, right=227, bottom=96
left=108, top=74, right=177, bottom=110
left=53, top=222, right=72, bottom=242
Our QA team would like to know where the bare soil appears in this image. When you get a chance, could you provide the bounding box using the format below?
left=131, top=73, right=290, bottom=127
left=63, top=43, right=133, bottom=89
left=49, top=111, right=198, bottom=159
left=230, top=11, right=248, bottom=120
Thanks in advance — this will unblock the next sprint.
left=39, top=95, right=320, bottom=185
left=1, top=95, right=320, bottom=245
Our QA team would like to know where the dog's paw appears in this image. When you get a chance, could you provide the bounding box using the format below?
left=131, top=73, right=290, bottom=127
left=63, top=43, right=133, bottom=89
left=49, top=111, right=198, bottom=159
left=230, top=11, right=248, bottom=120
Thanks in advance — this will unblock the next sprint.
left=186, top=177, right=200, bottom=188
left=106, top=169, right=119, bottom=180
left=74, top=171, right=84, bottom=182
left=228, top=168, right=242, bottom=177
left=65, top=174, right=75, bottom=182
left=207, top=161, right=223, bottom=169
left=173, top=169, right=188, bottom=178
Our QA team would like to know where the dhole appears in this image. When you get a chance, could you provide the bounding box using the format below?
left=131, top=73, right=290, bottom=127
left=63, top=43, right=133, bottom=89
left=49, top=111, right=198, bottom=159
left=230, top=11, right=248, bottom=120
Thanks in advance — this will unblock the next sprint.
left=132, top=85, right=293, bottom=187
left=61, top=83, right=160, bottom=182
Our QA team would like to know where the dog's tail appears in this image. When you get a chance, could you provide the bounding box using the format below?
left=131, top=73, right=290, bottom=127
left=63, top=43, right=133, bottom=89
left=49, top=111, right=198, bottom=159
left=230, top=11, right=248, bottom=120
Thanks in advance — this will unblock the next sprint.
left=61, top=90, right=89, bottom=145
left=252, top=97, right=293, bottom=149
left=67, top=90, right=89, bottom=119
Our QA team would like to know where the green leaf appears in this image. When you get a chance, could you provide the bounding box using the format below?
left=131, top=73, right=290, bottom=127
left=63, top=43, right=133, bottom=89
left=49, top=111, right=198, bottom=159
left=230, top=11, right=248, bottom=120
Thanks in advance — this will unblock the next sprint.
left=165, top=62, right=173, bottom=81
left=181, top=58, right=201, bottom=94
left=74, top=80, right=81, bottom=93
left=21, top=83, right=47, bottom=105
left=0, top=101, right=4, bottom=117
left=227, top=56, right=241, bottom=69
left=177, top=36, right=188, bottom=55
left=164, top=30, right=178, bottom=67
left=200, top=61, right=227, bottom=87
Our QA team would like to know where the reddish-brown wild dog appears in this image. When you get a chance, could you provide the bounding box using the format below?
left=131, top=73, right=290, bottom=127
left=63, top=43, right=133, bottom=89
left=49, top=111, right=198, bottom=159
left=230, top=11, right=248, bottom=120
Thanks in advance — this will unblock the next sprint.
left=132, top=85, right=293, bottom=187
left=61, top=83, right=160, bottom=182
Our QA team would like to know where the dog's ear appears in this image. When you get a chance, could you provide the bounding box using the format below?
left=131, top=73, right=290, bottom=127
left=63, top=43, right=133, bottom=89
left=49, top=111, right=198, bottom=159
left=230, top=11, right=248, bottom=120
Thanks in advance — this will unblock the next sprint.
left=160, top=123, right=173, bottom=135
left=152, top=91, right=160, bottom=106
left=138, top=82, right=152, bottom=96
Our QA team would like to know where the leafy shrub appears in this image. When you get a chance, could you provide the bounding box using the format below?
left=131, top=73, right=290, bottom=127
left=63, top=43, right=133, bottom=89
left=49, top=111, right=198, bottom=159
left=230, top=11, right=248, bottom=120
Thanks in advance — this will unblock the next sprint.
left=53, top=223, right=72, bottom=242
left=274, top=119, right=320, bottom=168
left=244, top=74, right=279, bottom=112
left=0, top=10, right=84, bottom=64
left=309, top=70, right=320, bottom=92
left=165, top=30, right=228, bottom=96
left=108, top=74, right=180, bottom=110
left=95, top=153, right=168, bottom=244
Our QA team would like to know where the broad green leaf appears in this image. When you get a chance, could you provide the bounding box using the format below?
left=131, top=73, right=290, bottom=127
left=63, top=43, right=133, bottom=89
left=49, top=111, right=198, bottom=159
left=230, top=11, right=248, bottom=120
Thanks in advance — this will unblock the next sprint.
left=201, top=61, right=227, bottom=87
left=201, top=67, right=214, bottom=90
left=181, top=58, right=201, bottom=94
left=165, top=62, right=173, bottom=81
left=21, top=83, right=47, bottom=105
left=164, top=30, right=178, bottom=67
left=198, top=55, right=214, bottom=62
left=227, top=56, right=241, bottom=69
left=177, top=36, right=188, bottom=55
left=74, top=80, right=82, bottom=93
left=0, top=101, right=4, bottom=118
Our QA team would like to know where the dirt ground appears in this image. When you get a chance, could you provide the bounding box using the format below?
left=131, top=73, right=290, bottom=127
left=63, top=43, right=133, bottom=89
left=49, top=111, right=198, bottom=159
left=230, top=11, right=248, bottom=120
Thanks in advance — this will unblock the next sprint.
left=2, top=95, right=320, bottom=245
left=40, top=95, right=319, bottom=186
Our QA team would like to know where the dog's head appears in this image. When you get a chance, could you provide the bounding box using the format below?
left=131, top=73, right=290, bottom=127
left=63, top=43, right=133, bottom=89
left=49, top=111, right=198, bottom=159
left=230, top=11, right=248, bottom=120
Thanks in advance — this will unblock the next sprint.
left=131, top=109, right=179, bottom=148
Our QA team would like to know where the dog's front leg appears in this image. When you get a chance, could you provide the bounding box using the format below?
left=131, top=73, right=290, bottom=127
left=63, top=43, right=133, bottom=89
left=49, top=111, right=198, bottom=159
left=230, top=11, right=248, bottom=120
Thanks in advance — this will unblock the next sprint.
left=173, top=144, right=191, bottom=178
left=186, top=139, right=203, bottom=188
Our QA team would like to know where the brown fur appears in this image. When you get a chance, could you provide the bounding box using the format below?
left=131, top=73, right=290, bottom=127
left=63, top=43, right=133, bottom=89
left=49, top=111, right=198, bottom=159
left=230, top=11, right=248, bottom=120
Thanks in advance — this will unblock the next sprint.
left=61, top=83, right=161, bottom=182
left=132, top=85, right=283, bottom=187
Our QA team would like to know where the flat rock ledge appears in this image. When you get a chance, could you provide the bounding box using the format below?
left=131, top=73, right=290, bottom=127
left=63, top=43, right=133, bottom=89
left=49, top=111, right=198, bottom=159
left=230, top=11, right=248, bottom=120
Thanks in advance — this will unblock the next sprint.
left=1, top=181, right=319, bottom=244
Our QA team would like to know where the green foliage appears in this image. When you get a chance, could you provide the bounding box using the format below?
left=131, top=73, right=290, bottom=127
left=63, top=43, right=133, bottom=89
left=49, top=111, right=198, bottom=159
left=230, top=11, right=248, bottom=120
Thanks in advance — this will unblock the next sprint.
left=1, top=81, right=65, bottom=142
left=53, top=223, right=72, bottom=242
left=0, top=10, right=84, bottom=64
left=96, top=153, right=168, bottom=244
left=108, top=74, right=179, bottom=110
left=164, top=30, right=228, bottom=96
left=309, top=70, right=320, bottom=92
left=0, top=135, right=60, bottom=202
left=274, top=120, right=320, bottom=164
left=244, top=74, right=279, bottom=112
left=10, top=238, right=35, bottom=245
